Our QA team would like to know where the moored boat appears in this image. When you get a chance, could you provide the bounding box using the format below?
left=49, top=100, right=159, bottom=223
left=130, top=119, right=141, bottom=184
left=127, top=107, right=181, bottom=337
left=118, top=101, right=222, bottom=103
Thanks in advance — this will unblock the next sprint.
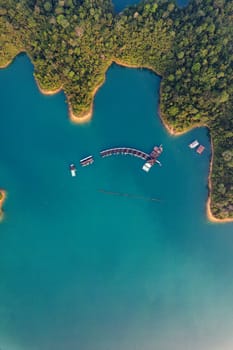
left=189, top=140, right=199, bottom=149
left=69, top=163, right=77, bottom=177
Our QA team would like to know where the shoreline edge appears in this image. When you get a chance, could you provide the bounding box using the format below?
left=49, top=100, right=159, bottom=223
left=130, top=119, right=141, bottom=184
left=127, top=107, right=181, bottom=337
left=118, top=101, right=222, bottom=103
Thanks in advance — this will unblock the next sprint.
left=1, top=57, right=232, bottom=224
left=0, top=190, right=6, bottom=221
left=26, top=60, right=233, bottom=224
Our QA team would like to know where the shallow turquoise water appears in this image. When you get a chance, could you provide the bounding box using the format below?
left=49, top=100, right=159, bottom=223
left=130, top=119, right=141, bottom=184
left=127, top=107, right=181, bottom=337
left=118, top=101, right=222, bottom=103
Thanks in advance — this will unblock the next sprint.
left=0, top=53, right=233, bottom=350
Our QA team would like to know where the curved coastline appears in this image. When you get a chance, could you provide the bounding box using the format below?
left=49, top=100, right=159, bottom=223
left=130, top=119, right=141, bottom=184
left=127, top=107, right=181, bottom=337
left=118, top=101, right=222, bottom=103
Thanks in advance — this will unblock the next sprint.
left=36, top=81, right=63, bottom=96
left=68, top=58, right=160, bottom=123
left=0, top=190, right=6, bottom=221
left=0, top=58, right=14, bottom=223
left=69, top=105, right=92, bottom=124
left=206, top=138, right=233, bottom=224
left=0, top=50, right=26, bottom=70
left=0, top=59, right=13, bottom=69
left=36, top=79, right=92, bottom=124
left=112, top=59, right=156, bottom=72
left=160, top=108, right=233, bottom=223
left=1, top=55, right=232, bottom=223
left=112, top=60, right=233, bottom=223
left=36, top=74, right=107, bottom=125
left=69, top=78, right=107, bottom=124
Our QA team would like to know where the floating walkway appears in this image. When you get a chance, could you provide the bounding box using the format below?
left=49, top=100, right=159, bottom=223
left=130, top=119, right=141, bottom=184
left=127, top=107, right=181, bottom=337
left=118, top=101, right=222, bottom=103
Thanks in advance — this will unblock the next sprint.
left=100, top=147, right=150, bottom=160
left=69, top=145, right=163, bottom=176
left=80, top=155, right=94, bottom=167
left=100, top=145, right=163, bottom=172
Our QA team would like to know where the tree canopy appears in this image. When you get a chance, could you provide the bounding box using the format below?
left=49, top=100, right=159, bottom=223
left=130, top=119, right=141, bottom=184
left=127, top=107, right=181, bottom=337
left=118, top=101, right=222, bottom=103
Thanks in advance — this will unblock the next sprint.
left=0, top=0, right=232, bottom=220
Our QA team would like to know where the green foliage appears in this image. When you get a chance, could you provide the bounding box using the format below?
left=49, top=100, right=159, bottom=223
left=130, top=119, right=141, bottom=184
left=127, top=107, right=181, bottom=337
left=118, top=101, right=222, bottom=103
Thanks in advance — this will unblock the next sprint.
left=0, top=0, right=232, bottom=219
left=113, top=0, right=176, bottom=73
left=44, top=2, right=52, bottom=12
left=158, top=0, right=233, bottom=219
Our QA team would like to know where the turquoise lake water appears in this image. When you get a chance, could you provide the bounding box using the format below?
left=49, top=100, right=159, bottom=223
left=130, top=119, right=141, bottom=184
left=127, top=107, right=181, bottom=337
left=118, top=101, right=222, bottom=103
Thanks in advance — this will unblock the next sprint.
left=1, top=6, right=233, bottom=349
left=115, top=0, right=189, bottom=11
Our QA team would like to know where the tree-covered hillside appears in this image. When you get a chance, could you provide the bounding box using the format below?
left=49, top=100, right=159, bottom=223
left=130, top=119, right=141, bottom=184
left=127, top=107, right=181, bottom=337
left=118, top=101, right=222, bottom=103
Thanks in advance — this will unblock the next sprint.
left=161, top=0, right=233, bottom=219
left=0, top=0, right=115, bottom=116
left=0, top=0, right=232, bottom=220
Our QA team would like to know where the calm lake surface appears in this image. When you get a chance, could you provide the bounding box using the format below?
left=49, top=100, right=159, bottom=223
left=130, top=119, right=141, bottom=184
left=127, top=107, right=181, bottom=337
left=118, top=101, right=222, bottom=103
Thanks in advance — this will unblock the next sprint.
left=115, top=0, right=189, bottom=11
left=0, top=4, right=233, bottom=350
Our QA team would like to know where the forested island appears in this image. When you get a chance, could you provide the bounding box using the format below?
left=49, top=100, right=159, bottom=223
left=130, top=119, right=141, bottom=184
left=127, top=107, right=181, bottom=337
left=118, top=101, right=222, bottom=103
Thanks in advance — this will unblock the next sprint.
left=0, top=0, right=232, bottom=221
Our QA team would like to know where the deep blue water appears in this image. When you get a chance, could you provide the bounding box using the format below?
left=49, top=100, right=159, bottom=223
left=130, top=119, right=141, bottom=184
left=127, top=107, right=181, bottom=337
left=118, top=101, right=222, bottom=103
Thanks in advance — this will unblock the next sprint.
left=114, top=0, right=189, bottom=12
left=0, top=33, right=233, bottom=350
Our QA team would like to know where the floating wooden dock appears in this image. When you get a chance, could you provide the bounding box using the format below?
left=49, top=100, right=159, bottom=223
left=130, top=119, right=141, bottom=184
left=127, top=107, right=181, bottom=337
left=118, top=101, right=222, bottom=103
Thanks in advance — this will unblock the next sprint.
left=100, top=147, right=150, bottom=160
left=80, top=155, right=94, bottom=166
left=71, top=145, right=163, bottom=175
left=100, top=145, right=163, bottom=172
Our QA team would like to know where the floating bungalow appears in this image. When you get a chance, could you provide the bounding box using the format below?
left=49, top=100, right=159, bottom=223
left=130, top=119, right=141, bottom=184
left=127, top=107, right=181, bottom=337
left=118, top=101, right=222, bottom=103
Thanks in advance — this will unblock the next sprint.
left=196, top=145, right=205, bottom=154
left=189, top=140, right=199, bottom=149
left=80, top=155, right=94, bottom=166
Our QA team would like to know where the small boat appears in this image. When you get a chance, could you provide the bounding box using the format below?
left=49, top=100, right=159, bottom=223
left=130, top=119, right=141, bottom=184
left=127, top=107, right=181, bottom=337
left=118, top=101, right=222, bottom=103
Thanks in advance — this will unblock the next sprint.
left=196, top=145, right=205, bottom=154
left=189, top=140, right=199, bottom=149
left=69, top=163, right=77, bottom=177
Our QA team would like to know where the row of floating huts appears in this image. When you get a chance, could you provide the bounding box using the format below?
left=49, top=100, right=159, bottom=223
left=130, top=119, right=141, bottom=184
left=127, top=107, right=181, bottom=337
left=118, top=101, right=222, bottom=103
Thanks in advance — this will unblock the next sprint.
left=69, top=145, right=163, bottom=176
left=100, top=147, right=149, bottom=160
left=70, top=139, right=205, bottom=177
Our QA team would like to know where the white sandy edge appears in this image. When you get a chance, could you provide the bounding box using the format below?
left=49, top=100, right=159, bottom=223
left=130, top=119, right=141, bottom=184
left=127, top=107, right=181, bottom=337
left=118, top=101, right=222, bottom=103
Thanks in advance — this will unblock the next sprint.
left=69, top=80, right=106, bottom=124
left=36, top=76, right=107, bottom=124
left=206, top=138, right=233, bottom=223
left=114, top=61, right=233, bottom=223
left=159, top=107, right=233, bottom=223
left=2, top=57, right=233, bottom=223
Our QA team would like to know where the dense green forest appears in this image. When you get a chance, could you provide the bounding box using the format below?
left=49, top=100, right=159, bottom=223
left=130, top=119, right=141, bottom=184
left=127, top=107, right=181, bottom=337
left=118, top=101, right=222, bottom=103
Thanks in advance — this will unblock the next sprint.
left=0, top=0, right=232, bottom=220
left=0, top=0, right=115, bottom=116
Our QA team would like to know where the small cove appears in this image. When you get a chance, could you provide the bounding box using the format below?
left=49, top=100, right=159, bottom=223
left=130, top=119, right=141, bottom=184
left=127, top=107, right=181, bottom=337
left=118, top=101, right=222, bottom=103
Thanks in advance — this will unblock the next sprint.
left=0, top=53, right=233, bottom=350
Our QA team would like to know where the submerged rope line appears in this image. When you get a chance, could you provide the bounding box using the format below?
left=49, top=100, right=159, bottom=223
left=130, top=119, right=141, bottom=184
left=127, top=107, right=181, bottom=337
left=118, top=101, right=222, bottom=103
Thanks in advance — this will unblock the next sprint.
left=98, top=189, right=162, bottom=202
